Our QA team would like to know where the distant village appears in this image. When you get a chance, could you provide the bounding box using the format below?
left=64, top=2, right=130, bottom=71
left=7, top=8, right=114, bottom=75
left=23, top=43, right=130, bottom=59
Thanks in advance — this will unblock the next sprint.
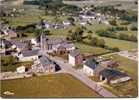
left=0, top=22, right=132, bottom=84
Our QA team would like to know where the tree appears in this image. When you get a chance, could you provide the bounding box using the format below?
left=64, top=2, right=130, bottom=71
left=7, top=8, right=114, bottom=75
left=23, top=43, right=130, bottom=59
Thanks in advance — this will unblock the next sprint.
left=1, top=56, right=17, bottom=66
left=87, top=34, right=92, bottom=40
left=109, top=19, right=117, bottom=26
left=96, top=39, right=105, bottom=48
left=111, top=47, right=120, bottom=52
left=67, top=17, right=75, bottom=25
left=130, top=35, right=137, bottom=42
left=130, top=26, right=137, bottom=31
left=74, top=27, right=84, bottom=41
left=119, top=33, right=129, bottom=40
left=90, top=37, right=98, bottom=46
left=67, top=27, right=84, bottom=41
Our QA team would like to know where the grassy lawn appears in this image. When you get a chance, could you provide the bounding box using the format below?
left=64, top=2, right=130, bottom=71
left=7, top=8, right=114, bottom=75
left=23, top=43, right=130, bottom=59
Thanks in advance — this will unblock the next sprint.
left=75, top=42, right=110, bottom=56
left=1, top=74, right=100, bottom=98
left=101, top=54, right=138, bottom=97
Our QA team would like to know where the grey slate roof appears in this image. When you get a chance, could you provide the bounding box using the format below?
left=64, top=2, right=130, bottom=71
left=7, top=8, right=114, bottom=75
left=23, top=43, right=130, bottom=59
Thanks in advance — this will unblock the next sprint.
left=7, top=30, right=17, bottom=36
left=84, top=58, right=98, bottom=70
left=100, top=69, right=128, bottom=80
left=0, top=39, right=12, bottom=47
left=47, top=37, right=64, bottom=45
left=21, top=49, right=39, bottom=57
left=10, top=40, right=27, bottom=49
left=39, top=56, right=54, bottom=68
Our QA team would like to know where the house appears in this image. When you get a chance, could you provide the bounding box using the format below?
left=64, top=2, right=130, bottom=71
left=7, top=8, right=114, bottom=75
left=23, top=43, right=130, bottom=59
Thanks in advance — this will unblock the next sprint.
left=17, top=49, right=39, bottom=61
left=79, top=15, right=95, bottom=21
left=10, top=40, right=28, bottom=52
left=46, top=37, right=75, bottom=52
left=46, top=37, right=64, bottom=50
left=80, top=21, right=87, bottom=26
left=83, top=58, right=105, bottom=76
left=16, top=66, right=26, bottom=73
left=32, top=55, right=56, bottom=73
left=68, top=49, right=83, bottom=66
left=0, top=39, right=12, bottom=48
left=53, top=42, right=75, bottom=54
left=99, top=69, right=131, bottom=84
left=1, top=29, right=17, bottom=38
left=7, top=30, right=17, bottom=38
left=54, top=23, right=64, bottom=29
left=63, top=21, right=71, bottom=27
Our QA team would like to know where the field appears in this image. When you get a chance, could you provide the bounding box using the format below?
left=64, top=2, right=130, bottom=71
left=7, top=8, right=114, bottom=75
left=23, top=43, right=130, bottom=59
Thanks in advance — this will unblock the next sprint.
left=1, top=74, right=100, bottom=98
left=101, top=54, right=138, bottom=97
left=75, top=42, right=110, bottom=56
left=3, top=5, right=44, bottom=27
left=88, top=34, right=137, bottom=50
left=63, top=0, right=137, bottom=11
left=100, top=37, right=137, bottom=50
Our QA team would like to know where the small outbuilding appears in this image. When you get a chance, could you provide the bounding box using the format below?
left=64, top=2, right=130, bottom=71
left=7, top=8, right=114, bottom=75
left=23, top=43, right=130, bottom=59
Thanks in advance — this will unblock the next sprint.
left=16, top=66, right=26, bottom=73
left=99, top=69, right=131, bottom=84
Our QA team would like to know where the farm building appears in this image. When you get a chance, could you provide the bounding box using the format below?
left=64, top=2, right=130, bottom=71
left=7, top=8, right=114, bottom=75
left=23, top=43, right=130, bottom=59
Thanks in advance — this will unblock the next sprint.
left=99, top=69, right=131, bottom=84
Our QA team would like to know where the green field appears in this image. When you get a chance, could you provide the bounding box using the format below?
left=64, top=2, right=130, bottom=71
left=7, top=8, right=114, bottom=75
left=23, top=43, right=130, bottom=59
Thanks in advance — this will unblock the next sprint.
left=3, top=5, right=44, bottom=27
left=1, top=74, right=100, bottom=98
left=63, top=0, right=137, bottom=11
left=100, top=37, right=137, bottom=50
left=101, top=54, right=138, bottom=97
left=75, top=42, right=110, bottom=56
left=89, top=34, right=137, bottom=50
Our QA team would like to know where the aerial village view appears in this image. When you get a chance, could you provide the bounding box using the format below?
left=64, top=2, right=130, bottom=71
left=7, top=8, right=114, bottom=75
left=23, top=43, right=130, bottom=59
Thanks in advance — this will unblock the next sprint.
left=0, top=0, right=138, bottom=98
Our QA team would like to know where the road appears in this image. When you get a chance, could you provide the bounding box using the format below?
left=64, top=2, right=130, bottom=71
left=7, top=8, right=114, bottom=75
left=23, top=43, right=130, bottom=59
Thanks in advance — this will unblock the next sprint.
left=48, top=56, right=116, bottom=97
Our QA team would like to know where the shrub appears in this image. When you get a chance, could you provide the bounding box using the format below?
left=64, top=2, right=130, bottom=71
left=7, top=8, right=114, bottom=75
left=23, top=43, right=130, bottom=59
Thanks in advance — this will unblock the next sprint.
left=109, top=19, right=117, bottom=26
left=130, top=26, right=137, bottom=31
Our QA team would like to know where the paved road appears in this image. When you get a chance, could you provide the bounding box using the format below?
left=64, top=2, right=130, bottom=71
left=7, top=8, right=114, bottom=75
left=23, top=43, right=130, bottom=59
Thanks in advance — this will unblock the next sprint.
left=49, top=56, right=116, bottom=97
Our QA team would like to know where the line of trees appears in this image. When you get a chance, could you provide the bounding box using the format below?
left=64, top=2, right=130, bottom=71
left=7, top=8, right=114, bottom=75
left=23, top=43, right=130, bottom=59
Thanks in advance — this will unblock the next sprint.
left=96, top=29, right=137, bottom=42
left=86, top=36, right=120, bottom=52
left=67, top=27, right=84, bottom=41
